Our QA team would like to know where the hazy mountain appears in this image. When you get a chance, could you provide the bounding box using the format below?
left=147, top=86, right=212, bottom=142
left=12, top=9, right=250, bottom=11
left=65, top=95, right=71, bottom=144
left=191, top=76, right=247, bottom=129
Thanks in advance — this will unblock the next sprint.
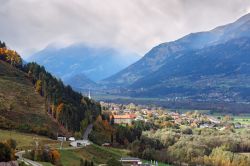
left=103, top=13, right=250, bottom=88
left=131, top=37, right=250, bottom=100
left=63, top=73, right=98, bottom=90
left=28, top=44, right=140, bottom=84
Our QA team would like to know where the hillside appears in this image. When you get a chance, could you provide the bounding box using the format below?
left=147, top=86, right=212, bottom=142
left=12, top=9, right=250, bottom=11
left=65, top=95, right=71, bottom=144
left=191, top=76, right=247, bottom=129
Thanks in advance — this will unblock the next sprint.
left=0, top=60, right=64, bottom=136
left=0, top=43, right=101, bottom=136
left=131, top=37, right=250, bottom=101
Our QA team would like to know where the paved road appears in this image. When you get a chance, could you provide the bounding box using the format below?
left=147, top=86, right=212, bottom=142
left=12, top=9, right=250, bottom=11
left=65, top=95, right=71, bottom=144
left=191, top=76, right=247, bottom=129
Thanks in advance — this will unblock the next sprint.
left=83, top=124, right=93, bottom=140
left=15, top=124, right=94, bottom=166
left=16, top=151, right=43, bottom=166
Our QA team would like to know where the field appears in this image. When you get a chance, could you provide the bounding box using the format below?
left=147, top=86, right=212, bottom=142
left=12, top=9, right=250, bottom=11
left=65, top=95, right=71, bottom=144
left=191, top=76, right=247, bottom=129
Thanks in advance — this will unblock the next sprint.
left=0, top=129, right=62, bottom=150
left=232, top=116, right=250, bottom=125
left=211, top=113, right=250, bottom=125
left=59, top=144, right=172, bottom=166
left=60, top=144, right=130, bottom=166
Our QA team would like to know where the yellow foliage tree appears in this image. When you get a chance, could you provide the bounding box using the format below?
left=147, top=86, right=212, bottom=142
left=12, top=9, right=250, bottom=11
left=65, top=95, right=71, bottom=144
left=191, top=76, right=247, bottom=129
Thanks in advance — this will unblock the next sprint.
left=56, top=103, right=64, bottom=120
left=35, top=80, right=42, bottom=94
left=51, top=149, right=60, bottom=164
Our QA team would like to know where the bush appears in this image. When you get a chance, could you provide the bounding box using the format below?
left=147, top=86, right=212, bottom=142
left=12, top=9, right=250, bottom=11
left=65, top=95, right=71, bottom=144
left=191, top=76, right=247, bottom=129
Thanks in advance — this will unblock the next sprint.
left=107, top=158, right=122, bottom=166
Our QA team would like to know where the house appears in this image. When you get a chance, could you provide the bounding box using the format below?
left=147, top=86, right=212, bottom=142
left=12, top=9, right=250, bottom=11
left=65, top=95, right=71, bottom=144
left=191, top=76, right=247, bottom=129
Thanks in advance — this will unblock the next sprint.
left=57, top=136, right=66, bottom=141
left=70, top=140, right=91, bottom=147
left=102, top=143, right=111, bottom=147
left=112, top=114, right=136, bottom=125
left=120, top=157, right=142, bottom=166
left=68, top=137, right=75, bottom=141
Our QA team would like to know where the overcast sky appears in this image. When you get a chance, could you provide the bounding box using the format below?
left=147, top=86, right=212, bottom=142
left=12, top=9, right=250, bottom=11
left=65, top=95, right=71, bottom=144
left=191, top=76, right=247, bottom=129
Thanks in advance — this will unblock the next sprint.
left=1, top=0, right=250, bottom=58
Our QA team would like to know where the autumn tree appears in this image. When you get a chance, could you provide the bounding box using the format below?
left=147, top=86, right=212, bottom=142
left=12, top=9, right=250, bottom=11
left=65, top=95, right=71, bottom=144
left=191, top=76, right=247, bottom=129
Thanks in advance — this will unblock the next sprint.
left=51, top=149, right=60, bottom=164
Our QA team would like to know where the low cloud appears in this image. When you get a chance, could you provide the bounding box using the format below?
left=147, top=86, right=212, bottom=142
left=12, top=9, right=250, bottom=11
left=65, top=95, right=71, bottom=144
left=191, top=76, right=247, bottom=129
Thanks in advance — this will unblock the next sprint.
left=0, top=0, right=250, bottom=58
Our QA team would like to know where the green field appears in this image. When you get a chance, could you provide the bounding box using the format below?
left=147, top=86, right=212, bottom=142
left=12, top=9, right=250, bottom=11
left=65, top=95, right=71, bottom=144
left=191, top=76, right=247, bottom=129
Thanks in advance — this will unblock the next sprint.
left=60, top=144, right=129, bottom=166
left=0, top=129, right=71, bottom=150
left=232, top=116, right=250, bottom=125
left=212, top=114, right=250, bottom=125
left=59, top=144, right=172, bottom=166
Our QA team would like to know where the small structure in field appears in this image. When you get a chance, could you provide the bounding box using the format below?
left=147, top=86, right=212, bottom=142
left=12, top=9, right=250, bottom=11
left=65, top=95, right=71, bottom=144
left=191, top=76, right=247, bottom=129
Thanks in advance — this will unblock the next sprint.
left=102, top=142, right=111, bottom=147
left=120, top=157, right=142, bottom=166
left=70, top=140, right=91, bottom=147
left=57, top=136, right=66, bottom=141
left=68, top=137, right=75, bottom=141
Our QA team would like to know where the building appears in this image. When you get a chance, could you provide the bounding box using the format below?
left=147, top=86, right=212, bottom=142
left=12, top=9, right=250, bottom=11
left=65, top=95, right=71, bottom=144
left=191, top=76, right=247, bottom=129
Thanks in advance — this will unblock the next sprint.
left=112, top=114, right=136, bottom=125
left=88, top=90, right=91, bottom=99
left=120, top=157, right=142, bottom=166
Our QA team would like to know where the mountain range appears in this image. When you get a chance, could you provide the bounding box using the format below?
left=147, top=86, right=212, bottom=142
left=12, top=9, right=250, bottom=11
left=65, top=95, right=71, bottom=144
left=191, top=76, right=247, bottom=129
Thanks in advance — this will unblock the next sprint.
left=28, top=44, right=140, bottom=89
left=102, top=13, right=250, bottom=102
left=27, top=13, right=250, bottom=103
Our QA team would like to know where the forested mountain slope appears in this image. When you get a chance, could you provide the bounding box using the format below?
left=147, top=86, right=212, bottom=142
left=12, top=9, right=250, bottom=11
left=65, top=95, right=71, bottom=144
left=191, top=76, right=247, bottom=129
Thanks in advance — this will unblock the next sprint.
left=0, top=41, right=101, bottom=137
left=103, top=13, right=250, bottom=89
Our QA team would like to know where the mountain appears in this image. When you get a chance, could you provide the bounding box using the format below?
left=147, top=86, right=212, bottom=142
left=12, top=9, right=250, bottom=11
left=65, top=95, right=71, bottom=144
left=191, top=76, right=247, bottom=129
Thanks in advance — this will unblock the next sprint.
left=28, top=44, right=140, bottom=86
left=131, top=37, right=250, bottom=101
left=63, top=73, right=98, bottom=90
left=103, top=13, right=250, bottom=88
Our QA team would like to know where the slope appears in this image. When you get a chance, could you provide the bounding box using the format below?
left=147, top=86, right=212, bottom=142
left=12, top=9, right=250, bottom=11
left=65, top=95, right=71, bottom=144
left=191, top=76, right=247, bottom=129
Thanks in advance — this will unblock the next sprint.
left=130, top=37, right=250, bottom=101
left=0, top=60, right=64, bottom=137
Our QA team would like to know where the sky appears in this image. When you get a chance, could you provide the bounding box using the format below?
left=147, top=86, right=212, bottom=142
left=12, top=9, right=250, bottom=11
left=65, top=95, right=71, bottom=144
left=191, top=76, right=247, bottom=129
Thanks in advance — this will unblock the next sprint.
left=0, top=0, right=250, bottom=58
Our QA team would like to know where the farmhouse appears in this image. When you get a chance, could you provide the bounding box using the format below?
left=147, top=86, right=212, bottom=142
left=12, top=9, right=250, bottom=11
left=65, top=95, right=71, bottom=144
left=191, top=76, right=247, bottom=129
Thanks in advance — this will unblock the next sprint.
left=112, top=114, right=136, bottom=125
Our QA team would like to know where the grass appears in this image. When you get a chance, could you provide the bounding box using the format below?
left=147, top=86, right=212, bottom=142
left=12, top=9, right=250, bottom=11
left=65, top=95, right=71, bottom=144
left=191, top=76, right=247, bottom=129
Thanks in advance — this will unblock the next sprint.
left=59, top=150, right=83, bottom=166
left=238, top=153, right=250, bottom=157
left=60, top=144, right=130, bottom=166
left=142, top=160, right=171, bottom=166
left=0, top=60, right=64, bottom=135
left=232, top=116, right=250, bottom=125
left=59, top=144, right=173, bottom=166
left=212, top=113, right=250, bottom=125
left=38, top=162, right=54, bottom=166
left=0, top=129, right=61, bottom=150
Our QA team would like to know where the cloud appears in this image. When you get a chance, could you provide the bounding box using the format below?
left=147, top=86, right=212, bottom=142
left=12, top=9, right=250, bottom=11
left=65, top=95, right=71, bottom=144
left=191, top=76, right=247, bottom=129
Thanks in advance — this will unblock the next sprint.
left=0, top=0, right=250, bottom=58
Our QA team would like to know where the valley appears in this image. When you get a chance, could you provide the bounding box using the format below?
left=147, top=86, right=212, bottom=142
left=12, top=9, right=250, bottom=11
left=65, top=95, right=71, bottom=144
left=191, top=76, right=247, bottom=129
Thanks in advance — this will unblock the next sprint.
left=1, top=3, right=250, bottom=166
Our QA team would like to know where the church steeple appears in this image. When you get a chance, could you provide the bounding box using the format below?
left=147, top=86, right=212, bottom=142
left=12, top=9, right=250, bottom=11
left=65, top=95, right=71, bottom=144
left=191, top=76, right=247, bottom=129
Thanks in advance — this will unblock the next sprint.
left=88, top=90, right=91, bottom=99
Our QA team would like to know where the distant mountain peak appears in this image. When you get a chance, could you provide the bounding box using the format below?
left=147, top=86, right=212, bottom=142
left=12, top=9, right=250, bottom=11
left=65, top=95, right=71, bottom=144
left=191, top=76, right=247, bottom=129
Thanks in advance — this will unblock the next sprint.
left=236, top=12, right=250, bottom=23
left=28, top=44, right=140, bottom=89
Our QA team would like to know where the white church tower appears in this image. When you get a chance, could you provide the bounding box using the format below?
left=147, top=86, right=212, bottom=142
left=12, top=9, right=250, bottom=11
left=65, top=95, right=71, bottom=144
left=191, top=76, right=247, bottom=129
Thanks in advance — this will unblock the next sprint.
left=88, top=90, right=91, bottom=99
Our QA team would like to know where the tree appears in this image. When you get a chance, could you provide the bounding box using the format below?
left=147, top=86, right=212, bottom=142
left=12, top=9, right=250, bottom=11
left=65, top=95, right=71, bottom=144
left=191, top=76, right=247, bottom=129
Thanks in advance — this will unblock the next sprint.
left=51, top=149, right=60, bottom=164
left=6, top=139, right=17, bottom=150
left=0, top=142, right=12, bottom=162
left=80, top=159, right=84, bottom=166
left=35, top=80, right=42, bottom=95
left=106, top=158, right=122, bottom=166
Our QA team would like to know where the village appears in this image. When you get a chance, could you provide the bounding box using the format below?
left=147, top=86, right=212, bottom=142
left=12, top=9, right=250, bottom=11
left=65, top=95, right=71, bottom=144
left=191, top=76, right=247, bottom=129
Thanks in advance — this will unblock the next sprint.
left=100, top=101, right=250, bottom=130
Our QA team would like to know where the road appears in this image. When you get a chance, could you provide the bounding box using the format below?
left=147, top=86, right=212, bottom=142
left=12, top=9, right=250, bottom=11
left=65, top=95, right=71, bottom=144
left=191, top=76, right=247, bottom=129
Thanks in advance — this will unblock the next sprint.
left=16, top=151, right=43, bottom=166
left=15, top=124, right=93, bottom=165
left=83, top=124, right=93, bottom=140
